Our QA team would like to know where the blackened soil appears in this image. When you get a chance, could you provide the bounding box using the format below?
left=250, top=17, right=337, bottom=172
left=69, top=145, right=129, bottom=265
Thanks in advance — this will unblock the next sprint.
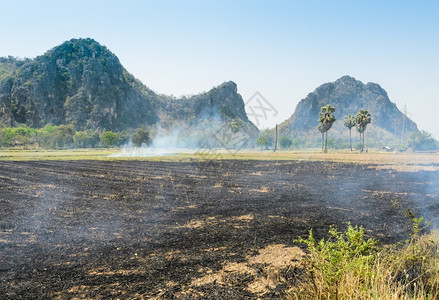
left=0, top=160, right=438, bottom=299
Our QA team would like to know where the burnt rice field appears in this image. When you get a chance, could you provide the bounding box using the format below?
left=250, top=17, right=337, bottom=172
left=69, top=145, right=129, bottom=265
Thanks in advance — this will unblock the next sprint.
left=1, top=160, right=439, bottom=298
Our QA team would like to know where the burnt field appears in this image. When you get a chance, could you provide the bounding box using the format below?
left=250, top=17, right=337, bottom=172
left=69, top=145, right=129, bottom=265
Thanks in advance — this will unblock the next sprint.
left=1, top=159, right=439, bottom=299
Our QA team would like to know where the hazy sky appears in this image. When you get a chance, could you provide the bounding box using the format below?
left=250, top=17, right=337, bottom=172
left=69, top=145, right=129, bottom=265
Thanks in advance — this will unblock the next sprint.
left=1, top=0, right=438, bottom=137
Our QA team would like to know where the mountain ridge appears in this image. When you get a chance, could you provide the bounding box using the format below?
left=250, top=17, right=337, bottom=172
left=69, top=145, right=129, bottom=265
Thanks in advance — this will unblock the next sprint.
left=1, top=39, right=423, bottom=149
left=278, top=75, right=418, bottom=143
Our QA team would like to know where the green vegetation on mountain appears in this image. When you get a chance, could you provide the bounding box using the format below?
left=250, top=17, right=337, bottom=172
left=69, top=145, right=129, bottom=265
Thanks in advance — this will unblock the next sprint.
left=0, top=38, right=159, bottom=130
left=0, top=38, right=258, bottom=148
left=0, top=56, right=28, bottom=82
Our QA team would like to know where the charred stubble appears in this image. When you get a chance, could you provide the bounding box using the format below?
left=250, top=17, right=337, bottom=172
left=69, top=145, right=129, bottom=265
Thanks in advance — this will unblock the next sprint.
left=0, top=160, right=438, bottom=299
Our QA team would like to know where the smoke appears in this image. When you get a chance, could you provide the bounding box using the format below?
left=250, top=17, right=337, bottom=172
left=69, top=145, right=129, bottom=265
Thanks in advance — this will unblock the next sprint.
left=110, top=108, right=257, bottom=157
left=109, top=145, right=197, bottom=157
left=108, top=127, right=201, bottom=158
left=416, top=169, right=439, bottom=228
left=303, top=162, right=439, bottom=241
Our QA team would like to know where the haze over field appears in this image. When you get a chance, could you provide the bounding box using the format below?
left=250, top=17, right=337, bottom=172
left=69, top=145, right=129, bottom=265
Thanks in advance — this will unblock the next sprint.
left=1, top=0, right=438, bottom=137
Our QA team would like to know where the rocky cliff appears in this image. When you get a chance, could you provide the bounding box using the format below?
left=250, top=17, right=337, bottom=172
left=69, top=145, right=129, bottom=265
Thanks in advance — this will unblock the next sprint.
left=158, top=81, right=250, bottom=125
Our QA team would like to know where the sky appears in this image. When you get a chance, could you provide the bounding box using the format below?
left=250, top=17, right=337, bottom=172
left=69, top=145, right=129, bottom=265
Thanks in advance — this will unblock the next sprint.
left=1, top=0, right=438, bottom=137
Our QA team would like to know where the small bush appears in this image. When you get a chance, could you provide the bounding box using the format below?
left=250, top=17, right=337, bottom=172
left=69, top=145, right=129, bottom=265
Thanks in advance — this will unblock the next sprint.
left=287, top=223, right=439, bottom=300
left=290, top=223, right=379, bottom=299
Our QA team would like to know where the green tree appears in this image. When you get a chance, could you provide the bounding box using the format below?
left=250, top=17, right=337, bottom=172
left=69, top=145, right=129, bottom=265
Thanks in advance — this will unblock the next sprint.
left=318, top=105, right=336, bottom=151
left=344, top=114, right=356, bottom=151
left=100, top=131, right=118, bottom=148
left=0, top=126, right=36, bottom=147
left=279, top=136, right=292, bottom=149
left=117, top=131, right=130, bottom=146
left=74, top=130, right=100, bottom=148
left=292, top=137, right=306, bottom=149
left=408, top=130, right=437, bottom=151
left=35, top=124, right=58, bottom=148
left=255, top=134, right=269, bottom=150
left=52, top=124, right=75, bottom=148
left=355, top=110, right=371, bottom=152
left=132, top=128, right=151, bottom=147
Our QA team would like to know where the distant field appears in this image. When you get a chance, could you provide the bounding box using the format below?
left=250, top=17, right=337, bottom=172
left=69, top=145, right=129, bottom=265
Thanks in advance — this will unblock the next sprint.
left=1, top=148, right=439, bottom=169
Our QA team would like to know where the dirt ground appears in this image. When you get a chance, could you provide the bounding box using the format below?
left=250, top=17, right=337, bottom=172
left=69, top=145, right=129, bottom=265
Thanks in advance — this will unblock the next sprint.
left=1, top=160, right=438, bottom=299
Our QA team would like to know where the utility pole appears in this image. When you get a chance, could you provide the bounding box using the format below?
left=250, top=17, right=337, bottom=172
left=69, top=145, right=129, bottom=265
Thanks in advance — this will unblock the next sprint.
left=402, top=103, right=407, bottom=145
left=401, top=104, right=412, bottom=145
left=393, top=119, right=400, bottom=138
left=274, top=124, right=278, bottom=152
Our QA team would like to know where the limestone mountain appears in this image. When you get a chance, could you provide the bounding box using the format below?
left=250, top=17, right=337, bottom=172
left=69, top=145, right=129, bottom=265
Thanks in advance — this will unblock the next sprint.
left=154, top=81, right=258, bottom=148
left=0, top=38, right=258, bottom=144
left=278, top=76, right=418, bottom=142
left=0, top=38, right=160, bottom=130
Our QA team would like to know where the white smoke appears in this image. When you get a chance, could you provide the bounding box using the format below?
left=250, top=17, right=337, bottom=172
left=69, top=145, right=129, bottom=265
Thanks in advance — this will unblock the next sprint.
left=109, top=108, right=256, bottom=157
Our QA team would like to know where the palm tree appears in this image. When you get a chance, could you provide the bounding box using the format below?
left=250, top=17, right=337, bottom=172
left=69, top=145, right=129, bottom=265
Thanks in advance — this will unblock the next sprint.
left=355, top=110, right=371, bottom=152
left=318, top=124, right=325, bottom=150
left=343, top=115, right=356, bottom=151
left=318, top=105, right=336, bottom=151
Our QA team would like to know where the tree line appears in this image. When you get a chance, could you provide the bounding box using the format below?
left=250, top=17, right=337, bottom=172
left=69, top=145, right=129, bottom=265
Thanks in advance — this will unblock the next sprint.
left=256, top=106, right=373, bottom=152
left=1, top=116, right=436, bottom=152
left=0, top=124, right=151, bottom=149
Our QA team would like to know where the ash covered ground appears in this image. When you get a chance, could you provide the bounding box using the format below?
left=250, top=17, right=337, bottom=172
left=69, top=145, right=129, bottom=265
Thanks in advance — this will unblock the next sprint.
left=1, top=160, right=438, bottom=299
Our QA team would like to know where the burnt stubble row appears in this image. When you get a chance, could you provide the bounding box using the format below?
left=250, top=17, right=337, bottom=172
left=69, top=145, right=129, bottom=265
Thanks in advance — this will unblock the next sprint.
left=1, top=160, right=438, bottom=299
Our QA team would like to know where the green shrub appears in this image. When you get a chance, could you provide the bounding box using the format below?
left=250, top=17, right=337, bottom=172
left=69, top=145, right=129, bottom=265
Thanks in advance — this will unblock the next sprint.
left=287, top=220, right=439, bottom=300
left=291, top=223, right=379, bottom=299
